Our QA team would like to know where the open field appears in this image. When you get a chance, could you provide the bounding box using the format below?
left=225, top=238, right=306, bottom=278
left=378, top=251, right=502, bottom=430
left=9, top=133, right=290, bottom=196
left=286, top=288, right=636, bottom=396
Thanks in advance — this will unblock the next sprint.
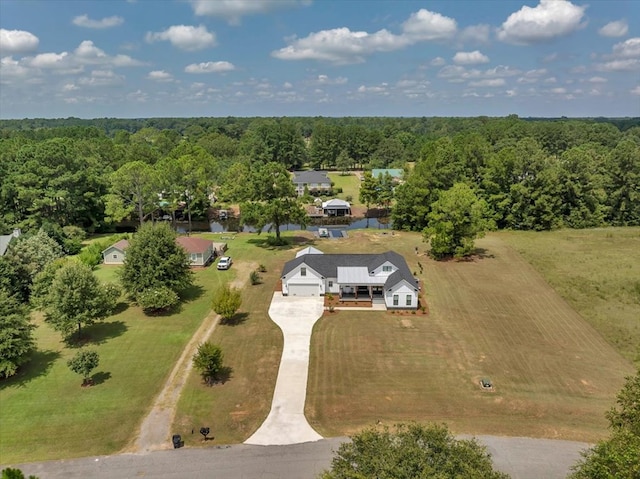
left=306, top=231, right=634, bottom=443
left=3, top=228, right=636, bottom=463
left=499, top=227, right=640, bottom=363
left=327, top=172, right=362, bottom=206
left=0, top=234, right=242, bottom=464
left=171, top=232, right=318, bottom=445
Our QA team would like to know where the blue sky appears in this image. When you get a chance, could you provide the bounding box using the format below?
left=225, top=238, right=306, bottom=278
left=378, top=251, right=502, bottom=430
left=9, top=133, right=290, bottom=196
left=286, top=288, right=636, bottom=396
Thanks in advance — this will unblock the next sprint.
left=0, top=0, right=638, bottom=118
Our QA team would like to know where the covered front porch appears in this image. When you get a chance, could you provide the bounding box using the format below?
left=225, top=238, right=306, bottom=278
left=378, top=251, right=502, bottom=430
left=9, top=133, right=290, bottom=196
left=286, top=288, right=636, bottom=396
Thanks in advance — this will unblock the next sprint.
left=338, top=285, right=384, bottom=301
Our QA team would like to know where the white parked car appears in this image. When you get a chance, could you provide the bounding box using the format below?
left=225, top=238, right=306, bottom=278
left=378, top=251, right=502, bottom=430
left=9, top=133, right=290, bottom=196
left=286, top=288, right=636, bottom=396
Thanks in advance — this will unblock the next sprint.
left=217, top=256, right=232, bottom=270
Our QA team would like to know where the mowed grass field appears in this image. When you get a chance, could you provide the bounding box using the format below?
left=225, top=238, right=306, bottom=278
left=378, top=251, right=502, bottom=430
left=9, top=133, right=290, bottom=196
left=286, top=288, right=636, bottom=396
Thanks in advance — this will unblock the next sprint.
left=499, top=227, right=640, bottom=363
left=0, top=233, right=251, bottom=464
left=327, top=172, right=362, bottom=206
left=170, top=234, right=313, bottom=444
left=305, top=231, right=635, bottom=443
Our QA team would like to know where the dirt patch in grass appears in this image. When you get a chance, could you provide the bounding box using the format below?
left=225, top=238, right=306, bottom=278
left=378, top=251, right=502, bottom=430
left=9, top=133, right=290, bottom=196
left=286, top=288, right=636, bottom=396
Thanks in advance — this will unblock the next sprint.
left=306, top=233, right=634, bottom=443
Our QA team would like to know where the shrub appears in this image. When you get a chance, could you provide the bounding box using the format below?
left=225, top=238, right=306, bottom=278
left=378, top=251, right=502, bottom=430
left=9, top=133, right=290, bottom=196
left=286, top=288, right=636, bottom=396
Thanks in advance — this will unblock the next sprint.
left=212, top=285, right=242, bottom=321
left=250, top=270, right=261, bottom=285
left=136, top=286, right=180, bottom=314
left=345, top=195, right=353, bottom=203
left=258, top=264, right=267, bottom=273
left=193, top=342, right=224, bottom=385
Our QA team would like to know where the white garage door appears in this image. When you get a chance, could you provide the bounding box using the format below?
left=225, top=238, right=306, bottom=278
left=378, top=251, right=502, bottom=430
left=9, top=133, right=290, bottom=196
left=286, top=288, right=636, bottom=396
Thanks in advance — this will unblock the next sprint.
left=288, top=283, right=320, bottom=296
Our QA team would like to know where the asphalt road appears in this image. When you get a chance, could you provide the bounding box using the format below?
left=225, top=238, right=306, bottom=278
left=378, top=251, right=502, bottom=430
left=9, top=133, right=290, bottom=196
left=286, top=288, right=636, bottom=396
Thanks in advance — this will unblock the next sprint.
left=8, top=435, right=589, bottom=479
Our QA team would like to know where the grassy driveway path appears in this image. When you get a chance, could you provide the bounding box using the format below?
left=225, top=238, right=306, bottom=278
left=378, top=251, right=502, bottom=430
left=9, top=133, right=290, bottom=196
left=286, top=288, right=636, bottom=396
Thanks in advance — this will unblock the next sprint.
left=129, top=261, right=255, bottom=453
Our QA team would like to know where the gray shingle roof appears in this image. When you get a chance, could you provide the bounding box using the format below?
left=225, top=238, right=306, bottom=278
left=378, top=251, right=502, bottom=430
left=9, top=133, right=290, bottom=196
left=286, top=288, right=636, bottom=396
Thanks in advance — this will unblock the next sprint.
left=282, top=251, right=418, bottom=290
left=292, top=170, right=330, bottom=185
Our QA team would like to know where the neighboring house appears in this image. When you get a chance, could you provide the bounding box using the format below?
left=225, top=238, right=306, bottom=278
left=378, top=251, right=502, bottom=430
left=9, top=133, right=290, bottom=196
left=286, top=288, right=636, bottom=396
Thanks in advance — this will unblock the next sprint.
left=102, top=237, right=226, bottom=267
left=0, top=228, right=21, bottom=257
left=102, top=239, right=130, bottom=265
left=176, top=236, right=217, bottom=267
left=322, top=199, right=351, bottom=217
left=281, top=248, right=419, bottom=309
left=292, top=170, right=331, bottom=196
left=372, top=168, right=404, bottom=183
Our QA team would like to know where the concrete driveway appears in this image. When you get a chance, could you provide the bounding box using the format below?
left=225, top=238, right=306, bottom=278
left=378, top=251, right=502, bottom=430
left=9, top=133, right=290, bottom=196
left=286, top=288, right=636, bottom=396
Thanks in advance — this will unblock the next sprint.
left=245, top=292, right=325, bottom=445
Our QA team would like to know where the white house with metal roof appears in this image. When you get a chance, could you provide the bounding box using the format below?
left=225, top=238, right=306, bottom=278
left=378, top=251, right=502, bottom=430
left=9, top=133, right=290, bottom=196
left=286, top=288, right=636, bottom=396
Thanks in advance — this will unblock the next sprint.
left=322, top=198, right=351, bottom=216
left=281, top=248, right=419, bottom=309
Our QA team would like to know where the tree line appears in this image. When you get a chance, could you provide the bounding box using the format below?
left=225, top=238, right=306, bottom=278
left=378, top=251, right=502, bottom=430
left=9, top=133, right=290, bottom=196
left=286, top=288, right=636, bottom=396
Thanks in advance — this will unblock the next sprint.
left=1, top=115, right=638, bottom=237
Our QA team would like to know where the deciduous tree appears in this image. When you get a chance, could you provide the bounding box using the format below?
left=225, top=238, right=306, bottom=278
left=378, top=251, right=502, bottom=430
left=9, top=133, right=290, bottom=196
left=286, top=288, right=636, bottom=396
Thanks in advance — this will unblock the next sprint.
left=320, top=423, right=509, bottom=479
left=67, top=350, right=99, bottom=386
left=424, top=183, right=492, bottom=259
left=120, top=222, right=193, bottom=298
left=240, top=162, right=307, bottom=243
left=0, top=289, right=35, bottom=379
left=104, top=161, right=159, bottom=226
left=45, top=263, right=119, bottom=340
left=569, top=368, right=640, bottom=478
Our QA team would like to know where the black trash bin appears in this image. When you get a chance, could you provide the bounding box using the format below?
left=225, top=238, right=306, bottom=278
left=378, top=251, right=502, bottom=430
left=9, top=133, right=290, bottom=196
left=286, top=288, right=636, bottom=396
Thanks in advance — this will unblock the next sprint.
left=172, top=434, right=182, bottom=449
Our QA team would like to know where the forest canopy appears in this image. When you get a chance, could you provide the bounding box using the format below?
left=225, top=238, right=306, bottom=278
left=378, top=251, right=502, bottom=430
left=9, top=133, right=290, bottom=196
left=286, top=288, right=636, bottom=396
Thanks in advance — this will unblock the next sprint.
left=0, top=115, right=638, bottom=236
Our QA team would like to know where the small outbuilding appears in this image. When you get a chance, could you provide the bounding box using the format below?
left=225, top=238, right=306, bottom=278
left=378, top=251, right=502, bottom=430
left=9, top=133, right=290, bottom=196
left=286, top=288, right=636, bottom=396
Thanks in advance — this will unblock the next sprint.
left=102, top=239, right=129, bottom=265
left=322, top=198, right=351, bottom=216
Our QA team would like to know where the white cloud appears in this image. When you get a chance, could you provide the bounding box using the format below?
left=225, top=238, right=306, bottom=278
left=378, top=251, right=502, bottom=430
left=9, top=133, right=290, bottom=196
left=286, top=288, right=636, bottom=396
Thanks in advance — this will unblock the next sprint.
left=595, top=59, right=640, bottom=72
left=453, top=50, right=489, bottom=65
left=357, top=84, right=388, bottom=94
left=77, top=69, right=124, bottom=87
left=272, top=8, right=457, bottom=64
left=283, top=81, right=293, bottom=89
left=611, top=38, right=640, bottom=59
left=497, top=0, right=586, bottom=45
left=72, top=14, right=124, bottom=29
left=74, top=40, right=144, bottom=67
left=598, top=20, right=628, bottom=38
left=272, top=27, right=408, bottom=64
left=430, top=56, right=446, bottom=66
left=402, top=9, right=457, bottom=41
left=146, top=25, right=216, bottom=51
left=550, top=87, right=567, bottom=94
left=469, top=78, right=505, bottom=87
left=588, top=76, right=607, bottom=83
left=0, top=29, right=39, bottom=54
left=459, top=24, right=490, bottom=44
left=189, top=0, right=307, bottom=25
left=185, top=61, right=235, bottom=73
left=315, top=74, right=347, bottom=85
left=630, top=85, right=640, bottom=96
left=62, top=83, right=79, bottom=91
left=28, top=52, right=71, bottom=69
left=0, top=56, right=30, bottom=81
left=147, top=70, right=174, bottom=82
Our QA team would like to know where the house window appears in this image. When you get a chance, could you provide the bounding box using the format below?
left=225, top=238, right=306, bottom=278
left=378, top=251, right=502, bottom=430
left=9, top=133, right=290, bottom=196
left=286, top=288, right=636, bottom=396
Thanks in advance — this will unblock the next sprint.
left=112, top=254, right=118, bottom=259
left=301, top=267, right=307, bottom=277
left=393, top=294, right=399, bottom=306
left=328, top=280, right=333, bottom=288
left=406, top=295, right=412, bottom=306
left=383, top=265, right=392, bottom=272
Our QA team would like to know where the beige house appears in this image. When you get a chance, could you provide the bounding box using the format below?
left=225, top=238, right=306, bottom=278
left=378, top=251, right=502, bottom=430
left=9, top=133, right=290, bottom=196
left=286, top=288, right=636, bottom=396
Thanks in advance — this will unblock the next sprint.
left=102, top=237, right=226, bottom=267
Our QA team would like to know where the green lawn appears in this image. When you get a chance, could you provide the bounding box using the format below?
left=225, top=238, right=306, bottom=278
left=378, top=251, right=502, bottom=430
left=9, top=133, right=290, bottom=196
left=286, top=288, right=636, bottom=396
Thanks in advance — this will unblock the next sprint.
left=171, top=232, right=317, bottom=444
left=499, top=227, right=640, bottom=363
left=328, top=172, right=362, bottom=206
left=0, top=233, right=245, bottom=464
left=305, top=231, right=635, bottom=443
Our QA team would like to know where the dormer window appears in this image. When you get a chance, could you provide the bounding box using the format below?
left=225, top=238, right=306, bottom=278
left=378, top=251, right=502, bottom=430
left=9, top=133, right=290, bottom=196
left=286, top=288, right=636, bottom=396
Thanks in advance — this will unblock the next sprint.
left=383, top=265, right=392, bottom=272
left=301, top=267, right=307, bottom=276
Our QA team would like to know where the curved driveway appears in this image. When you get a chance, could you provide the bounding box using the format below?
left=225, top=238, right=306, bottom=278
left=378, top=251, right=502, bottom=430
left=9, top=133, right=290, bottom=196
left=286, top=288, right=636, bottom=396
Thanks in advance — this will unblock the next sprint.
left=245, top=292, right=325, bottom=445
